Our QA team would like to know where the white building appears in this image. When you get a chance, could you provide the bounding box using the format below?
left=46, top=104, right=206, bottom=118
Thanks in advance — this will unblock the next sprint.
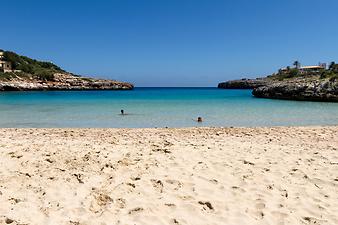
left=279, top=63, right=326, bottom=74
left=299, top=63, right=326, bottom=74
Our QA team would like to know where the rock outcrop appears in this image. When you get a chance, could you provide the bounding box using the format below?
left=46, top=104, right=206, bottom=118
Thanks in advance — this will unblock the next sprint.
left=252, top=78, right=338, bottom=102
left=217, top=78, right=269, bottom=89
left=0, top=73, right=133, bottom=91
left=218, top=75, right=338, bottom=102
left=0, top=50, right=134, bottom=91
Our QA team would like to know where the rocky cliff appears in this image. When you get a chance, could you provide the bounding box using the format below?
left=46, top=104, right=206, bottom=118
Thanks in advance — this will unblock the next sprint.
left=252, top=77, right=338, bottom=102
left=0, top=50, right=134, bottom=91
left=217, top=78, right=269, bottom=89
left=218, top=73, right=338, bottom=102
left=0, top=73, right=134, bottom=91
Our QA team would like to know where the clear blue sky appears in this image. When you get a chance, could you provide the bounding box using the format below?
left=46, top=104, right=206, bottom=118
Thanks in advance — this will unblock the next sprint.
left=1, top=0, right=338, bottom=87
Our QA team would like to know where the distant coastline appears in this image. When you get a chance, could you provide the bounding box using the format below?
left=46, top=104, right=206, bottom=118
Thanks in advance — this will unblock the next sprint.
left=0, top=73, right=134, bottom=91
left=0, top=50, right=133, bottom=91
left=218, top=61, right=338, bottom=102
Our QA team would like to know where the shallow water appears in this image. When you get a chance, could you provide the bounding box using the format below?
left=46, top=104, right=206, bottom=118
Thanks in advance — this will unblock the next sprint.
left=0, top=87, right=337, bottom=128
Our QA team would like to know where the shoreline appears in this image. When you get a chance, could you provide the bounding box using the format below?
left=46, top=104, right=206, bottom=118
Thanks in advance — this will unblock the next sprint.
left=1, top=126, right=337, bottom=224
left=1, top=124, right=338, bottom=129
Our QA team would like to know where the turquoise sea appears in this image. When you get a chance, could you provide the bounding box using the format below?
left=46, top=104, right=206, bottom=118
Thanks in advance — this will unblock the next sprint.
left=0, top=88, right=337, bottom=128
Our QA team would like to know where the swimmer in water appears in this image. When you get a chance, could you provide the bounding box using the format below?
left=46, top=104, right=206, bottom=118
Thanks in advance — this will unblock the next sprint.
left=192, top=117, right=203, bottom=122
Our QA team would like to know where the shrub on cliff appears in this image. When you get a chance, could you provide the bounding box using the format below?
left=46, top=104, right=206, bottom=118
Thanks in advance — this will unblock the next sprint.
left=3, top=51, right=64, bottom=78
left=34, top=69, right=55, bottom=81
left=328, top=63, right=338, bottom=73
left=321, top=62, right=338, bottom=80
left=321, top=71, right=335, bottom=79
left=288, top=68, right=300, bottom=77
left=0, top=72, right=15, bottom=80
left=275, top=68, right=300, bottom=80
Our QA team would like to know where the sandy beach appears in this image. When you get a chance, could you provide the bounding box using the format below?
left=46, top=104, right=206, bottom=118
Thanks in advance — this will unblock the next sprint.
left=0, top=126, right=337, bottom=225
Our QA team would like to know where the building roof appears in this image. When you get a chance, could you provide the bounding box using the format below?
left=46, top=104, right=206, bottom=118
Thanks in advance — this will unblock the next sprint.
left=300, top=65, right=324, bottom=69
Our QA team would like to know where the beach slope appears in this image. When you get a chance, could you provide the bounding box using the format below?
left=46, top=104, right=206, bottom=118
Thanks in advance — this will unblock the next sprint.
left=0, top=127, right=337, bottom=225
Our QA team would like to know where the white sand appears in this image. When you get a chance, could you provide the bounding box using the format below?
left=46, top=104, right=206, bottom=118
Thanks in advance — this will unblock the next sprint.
left=0, top=127, right=337, bottom=225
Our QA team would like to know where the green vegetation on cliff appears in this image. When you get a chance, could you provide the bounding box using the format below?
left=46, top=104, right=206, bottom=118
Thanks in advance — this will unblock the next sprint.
left=321, top=62, right=338, bottom=81
left=0, top=50, right=134, bottom=91
left=269, top=61, right=338, bottom=81
left=0, top=51, right=65, bottom=81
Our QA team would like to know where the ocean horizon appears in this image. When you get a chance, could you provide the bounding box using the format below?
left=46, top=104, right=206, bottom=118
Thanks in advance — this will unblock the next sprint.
left=0, top=87, right=337, bottom=128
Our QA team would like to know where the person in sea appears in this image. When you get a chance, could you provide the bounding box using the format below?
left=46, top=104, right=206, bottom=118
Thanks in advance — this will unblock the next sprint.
left=194, top=116, right=203, bottom=123
left=120, top=110, right=133, bottom=116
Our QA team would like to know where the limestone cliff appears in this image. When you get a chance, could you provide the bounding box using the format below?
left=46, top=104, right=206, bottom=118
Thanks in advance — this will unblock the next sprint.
left=0, top=50, right=134, bottom=91
left=218, top=66, right=338, bottom=102
left=0, top=73, right=133, bottom=91
left=217, top=78, right=269, bottom=89
left=252, top=77, right=338, bottom=102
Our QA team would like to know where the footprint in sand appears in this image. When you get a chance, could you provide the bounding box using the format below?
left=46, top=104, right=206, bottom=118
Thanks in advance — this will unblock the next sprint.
left=250, top=198, right=267, bottom=219
left=165, top=179, right=183, bottom=190
left=302, top=216, right=327, bottom=224
left=115, top=198, right=126, bottom=209
left=198, top=201, right=214, bottom=212
left=171, top=218, right=180, bottom=224
left=128, top=207, right=144, bottom=214
left=165, top=203, right=176, bottom=208
left=88, top=190, right=113, bottom=213
left=4, top=218, right=15, bottom=224
left=151, top=179, right=164, bottom=193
